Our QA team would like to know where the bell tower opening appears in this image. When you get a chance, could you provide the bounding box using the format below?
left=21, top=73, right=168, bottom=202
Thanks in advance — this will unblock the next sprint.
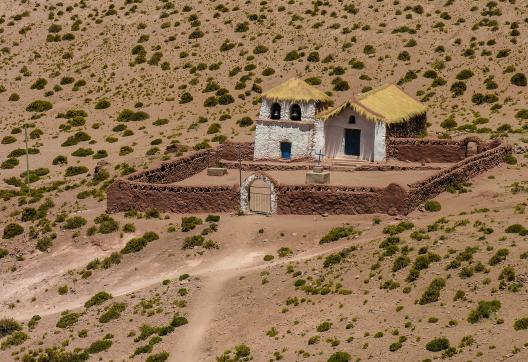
left=290, top=104, right=302, bottom=120
left=270, top=103, right=281, bottom=120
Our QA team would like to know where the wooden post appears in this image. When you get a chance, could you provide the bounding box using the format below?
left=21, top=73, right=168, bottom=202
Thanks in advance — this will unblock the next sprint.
left=237, top=144, right=242, bottom=189
left=24, top=123, right=30, bottom=194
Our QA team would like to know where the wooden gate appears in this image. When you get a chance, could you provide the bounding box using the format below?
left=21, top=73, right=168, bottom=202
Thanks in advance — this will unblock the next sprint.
left=249, top=179, right=271, bottom=214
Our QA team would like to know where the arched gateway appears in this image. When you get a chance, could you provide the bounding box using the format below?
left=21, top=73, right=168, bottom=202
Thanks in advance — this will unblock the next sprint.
left=240, top=173, right=278, bottom=215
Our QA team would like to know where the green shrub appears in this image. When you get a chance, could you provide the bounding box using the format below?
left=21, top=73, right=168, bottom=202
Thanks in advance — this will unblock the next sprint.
left=327, top=351, right=351, bottom=362
left=320, top=226, right=360, bottom=244
left=0, top=318, right=21, bottom=337
left=84, top=291, right=113, bottom=308
left=95, top=214, right=119, bottom=234
left=117, top=109, right=149, bottom=122
left=182, top=235, right=205, bottom=249
left=505, top=154, right=517, bottom=165
left=146, top=352, right=170, bottom=362
left=383, top=221, right=414, bottom=235
left=511, top=73, right=527, bottom=87
left=181, top=216, right=202, bottom=232
left=392, top=256, right=410, bottom=272
left=26, top=100, right=53, bottom=112
left=31, top=78, right=47, bottom=90
left=205, top=214, right=220, bottom=222
left=86, top=338, right=112, bottom=354
left=513, top=317, right=528, bottom=330
left=65, top=166, right=88, bottom=177
left=419, top=278, right=446, bottom=304
left=52, top=155, right=67, bottom=165
left=3, top=223, right=23, bottom=239
left=237, top=117, right=253, bottom=127
left=95, top=99, right=111, bottom=109
left=489, top=248, right=509, bottom=266
left=424, top=200, right=441, bottom=212
left=121, top=232, right=159, bottom=254
left=467, top=300, right=501, bottom=323
left=1, top=331, right=28, bottom=350
left=64, top=216, right=87, bottom=229
left=0, top=248, right=8, bottom=258
left=99, top=303, right=126, bottom=323
left=425, top=337, right=450, bottom=352
left=170, top=315, right=188, bottom=328
left=56, top=311, right=80, bottom=328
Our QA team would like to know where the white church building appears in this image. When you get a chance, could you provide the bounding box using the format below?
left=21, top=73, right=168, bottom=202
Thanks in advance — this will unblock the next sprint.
left=253, top=78, right=427, bottom=162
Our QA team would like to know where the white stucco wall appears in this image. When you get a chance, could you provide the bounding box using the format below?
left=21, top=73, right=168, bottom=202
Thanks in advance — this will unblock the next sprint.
left=253, top=121, right=314, bottom=160
left=324, top=108, right=386, bottom=161
left=312, top=120, right=325, bottom=159
left=259, top=98, right=316, bottom=121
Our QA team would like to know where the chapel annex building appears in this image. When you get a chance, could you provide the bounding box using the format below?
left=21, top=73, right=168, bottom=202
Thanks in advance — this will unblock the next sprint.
left=253, top=78, right=428, bottom=162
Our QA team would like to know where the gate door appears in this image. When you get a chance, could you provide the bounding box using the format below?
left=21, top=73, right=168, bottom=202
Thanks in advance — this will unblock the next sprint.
left=249, top=179, right=271, bottom=214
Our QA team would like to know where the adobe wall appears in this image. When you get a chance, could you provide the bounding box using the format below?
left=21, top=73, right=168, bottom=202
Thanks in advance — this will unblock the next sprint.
left=386, top=114, right=427, bottom=138
left=277, top=183, right=408, bottom=215
left=387, top=136, right=486, bottom=163
left=405, top=142, right=511, bottom=212
left=217, top=141, right=254, bottom=161
left=128, top=149, right=218, bottom=184
left=106, top=179, right=239, bottom=213
left=106, top=139, right=511, bottom=216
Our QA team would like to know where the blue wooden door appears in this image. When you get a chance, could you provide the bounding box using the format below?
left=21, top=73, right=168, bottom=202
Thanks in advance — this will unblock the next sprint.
left=344, top=129, right=361, bottom=156
left=280, top=142, right=292, bottom=159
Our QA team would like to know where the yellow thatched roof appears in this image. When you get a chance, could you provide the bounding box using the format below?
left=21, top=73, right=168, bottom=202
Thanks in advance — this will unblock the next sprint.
left=318, top=84, right=427, bottom=124
left=262, top=78, right=333, bottom=104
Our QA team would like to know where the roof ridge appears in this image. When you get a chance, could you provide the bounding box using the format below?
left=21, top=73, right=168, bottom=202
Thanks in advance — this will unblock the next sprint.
left=355, top=83, right=392, bottom=100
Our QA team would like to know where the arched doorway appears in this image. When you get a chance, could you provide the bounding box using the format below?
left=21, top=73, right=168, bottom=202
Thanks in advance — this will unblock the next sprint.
left=270, top=103, right=281, bottom=120
left=240, top=173, right=278, bottom=215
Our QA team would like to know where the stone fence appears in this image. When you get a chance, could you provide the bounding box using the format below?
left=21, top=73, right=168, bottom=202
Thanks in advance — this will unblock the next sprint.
left=106, top=139, right=511, bottom=215
left=386, top=136, right=494, bottom=163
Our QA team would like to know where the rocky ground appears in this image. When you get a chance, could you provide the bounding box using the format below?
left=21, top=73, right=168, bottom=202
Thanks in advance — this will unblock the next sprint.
left=0, top=0, right=528, bottom=361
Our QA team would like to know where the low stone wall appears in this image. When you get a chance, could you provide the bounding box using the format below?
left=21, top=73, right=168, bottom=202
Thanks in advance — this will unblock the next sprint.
left=277, top=183, right=408, bottom=215
left=217, top=141, right=254, bottom=161
left=107, top=179, right=239, bottom=213
left=405, top=142, right=511, bottom=212
left=387, top=136, right=486, bottom=163
left=128, top=149, right=218, bottom=184
left=106, top=139, right=511, bottom=216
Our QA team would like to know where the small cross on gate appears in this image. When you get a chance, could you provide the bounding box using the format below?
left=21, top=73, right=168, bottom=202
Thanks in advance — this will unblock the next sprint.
left=316, top=149, right=325, bottom=166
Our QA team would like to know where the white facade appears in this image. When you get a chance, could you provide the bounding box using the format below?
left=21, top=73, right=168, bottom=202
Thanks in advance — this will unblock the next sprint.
left=324, top=108, right=386, bottom=162
left=254, top=96, right=386, bottom=162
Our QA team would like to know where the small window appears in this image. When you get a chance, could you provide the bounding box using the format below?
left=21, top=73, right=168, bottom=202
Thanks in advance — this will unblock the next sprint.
left=290, top=104, right=302, bottom=121
left=349, top=115, right=356, bottom=124
left=270, top=103, right=281, bottom=120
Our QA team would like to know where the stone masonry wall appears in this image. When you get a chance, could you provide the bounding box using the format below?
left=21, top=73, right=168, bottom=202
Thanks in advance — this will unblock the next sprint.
left=107, top=140, right=510, bottom=215
left=277, top=183, right=409, bottom=215
left=387, top=136, right=486, bottom=163
left=107, top=179, right=239, bottom=213
left=404, top=142, right=511, bottom=212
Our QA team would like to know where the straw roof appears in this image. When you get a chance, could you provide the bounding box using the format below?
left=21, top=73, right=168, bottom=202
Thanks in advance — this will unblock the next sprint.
left=318, top=84, right=427, bottom=124
left=262, top=78, right=333, bottom=104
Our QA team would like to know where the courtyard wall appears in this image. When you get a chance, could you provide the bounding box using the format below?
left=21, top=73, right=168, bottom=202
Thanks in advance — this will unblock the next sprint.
left=107, top=139, right=511, bottom=216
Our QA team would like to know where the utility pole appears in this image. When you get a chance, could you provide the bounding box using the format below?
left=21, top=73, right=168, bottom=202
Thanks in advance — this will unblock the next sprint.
left=237, top=144, right=242, bottom=189
left=24, top=123, right=30, bottom=194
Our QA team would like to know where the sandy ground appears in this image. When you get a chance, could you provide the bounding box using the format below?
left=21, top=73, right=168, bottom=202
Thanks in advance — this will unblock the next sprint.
left=0, top=0, right=527, bottom=360
left=174, top=168, right=441, bottom=188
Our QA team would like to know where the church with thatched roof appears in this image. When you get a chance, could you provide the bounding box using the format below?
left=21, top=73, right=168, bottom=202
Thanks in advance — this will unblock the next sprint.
left=253, top=78, right=427, bottom=162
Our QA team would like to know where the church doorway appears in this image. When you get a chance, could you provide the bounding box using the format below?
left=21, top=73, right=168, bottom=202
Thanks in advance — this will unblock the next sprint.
left=344, top=129, right=361, bottom=156
left=280, top=142, right=292, bottom=159
left=249, top=179, right=271, bottom=214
